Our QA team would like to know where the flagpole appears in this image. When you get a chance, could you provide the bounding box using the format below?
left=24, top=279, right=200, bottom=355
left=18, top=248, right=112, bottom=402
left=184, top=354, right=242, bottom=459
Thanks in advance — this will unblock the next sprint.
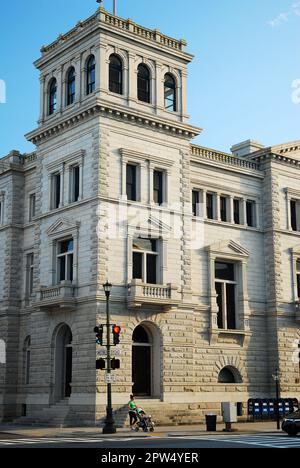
left=113, top=0, right=117, bottom=16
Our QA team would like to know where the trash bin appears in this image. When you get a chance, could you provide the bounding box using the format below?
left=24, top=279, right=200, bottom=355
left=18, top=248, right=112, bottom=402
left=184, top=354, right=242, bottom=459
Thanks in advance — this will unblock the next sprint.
left=206, top=414, right=217, bottom=432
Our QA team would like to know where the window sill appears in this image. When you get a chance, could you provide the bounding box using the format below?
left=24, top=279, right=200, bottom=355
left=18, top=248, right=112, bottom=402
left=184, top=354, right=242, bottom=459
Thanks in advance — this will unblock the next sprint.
left=209, top=328, right=252, bottom=347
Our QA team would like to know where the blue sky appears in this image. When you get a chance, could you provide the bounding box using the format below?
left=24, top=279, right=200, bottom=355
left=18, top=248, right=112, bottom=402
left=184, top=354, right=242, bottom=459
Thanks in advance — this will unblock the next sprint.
left=0, top=0, right=299, bottom=155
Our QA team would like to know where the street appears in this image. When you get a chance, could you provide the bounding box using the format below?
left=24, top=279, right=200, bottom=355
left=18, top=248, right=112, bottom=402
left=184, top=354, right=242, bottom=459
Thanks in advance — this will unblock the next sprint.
left=0, top=433, right=299, bottom=449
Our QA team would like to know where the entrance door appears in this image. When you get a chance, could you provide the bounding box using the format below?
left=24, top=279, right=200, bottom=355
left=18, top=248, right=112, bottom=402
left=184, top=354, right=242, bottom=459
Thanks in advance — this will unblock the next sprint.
left=132, top=325, right=152, bottom=396
left=132, top=345, right=151, bottom=396
left=65, top=345, right=73, bottom=398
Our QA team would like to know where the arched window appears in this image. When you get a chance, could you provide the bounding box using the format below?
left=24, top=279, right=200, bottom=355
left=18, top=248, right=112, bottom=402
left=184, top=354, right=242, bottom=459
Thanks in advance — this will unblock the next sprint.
left=49, top=78, right=57, bottom=115
left=23, top=336, right=31, bottom=385
left=164, top=73, right=177, bottom=112
left=137, top=64, right=150, bottom=103
left=86, top=56, right=96, bottom=95
left=109, top=54, right=123, bottom=95
left=66, top=67, right=76, bottom=106
left=218, top=367, right=239, bottom=384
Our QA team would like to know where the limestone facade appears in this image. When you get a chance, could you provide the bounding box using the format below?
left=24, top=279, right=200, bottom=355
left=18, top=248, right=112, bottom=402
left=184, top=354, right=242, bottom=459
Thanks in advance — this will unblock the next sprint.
left=0, top=7, right=299, bottom=425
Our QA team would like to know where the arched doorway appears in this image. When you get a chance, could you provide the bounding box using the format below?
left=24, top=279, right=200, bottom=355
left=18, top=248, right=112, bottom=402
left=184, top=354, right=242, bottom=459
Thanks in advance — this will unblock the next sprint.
left=132, top=325, right=152, bottom=397
left=54, top=324, right=73, bottom=402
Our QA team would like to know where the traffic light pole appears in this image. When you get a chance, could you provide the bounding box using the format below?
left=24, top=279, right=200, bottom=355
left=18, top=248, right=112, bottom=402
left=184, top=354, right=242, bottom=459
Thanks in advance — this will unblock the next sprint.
left=102, top=286, right=116, bottom=434
left=275, top=369, right=280, bottom=431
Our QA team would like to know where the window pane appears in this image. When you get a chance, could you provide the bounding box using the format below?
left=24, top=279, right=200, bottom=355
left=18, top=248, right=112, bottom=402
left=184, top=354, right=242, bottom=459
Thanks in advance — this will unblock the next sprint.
left=206, top=193, right=214, bottom=219
left=192, top=190, right=199, bottom=216
left=215, top=282, right=224, bottom=329
left=53, top=174, right=60, bottom=209
left=133, top=238, right=156, bottom=252
left=226, top=283, right=236, bottom=329
left=291, top=200, right=297, bottom=231
left=297, top=274, right=300, bottom=299
left=109, top=55, right=122, bottom=95
left=220, top=196, right=227, bottom=222
left=73, top=166, right=80, bottom=202
left=59, top=256, right=66, bottom=281
left=126, top=164, right=137, bottom=201
left=164, top=74, right=176, bottom=112
left=153, top=170, right=163, bottom=205
left=234, top=199, right=240, bottom=224
left=137, top=65, right=150, bottom=103
left=133, top=252, right=143, bottom=280
left=246, top=201, right=255, bottom=227
left=59, top=240, right=74, bottom=254
left=147, top=254, right=157, bottom=284
left=67, top=68, right=75, bottom=105
left=67, top=254, right=74, bottom=282
left=215, top=262, right=235, bottom=281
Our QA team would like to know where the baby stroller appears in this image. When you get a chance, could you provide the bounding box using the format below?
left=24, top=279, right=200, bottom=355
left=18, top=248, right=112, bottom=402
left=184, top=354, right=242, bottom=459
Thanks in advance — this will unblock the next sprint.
left=134, top=407, right=155, bottom=432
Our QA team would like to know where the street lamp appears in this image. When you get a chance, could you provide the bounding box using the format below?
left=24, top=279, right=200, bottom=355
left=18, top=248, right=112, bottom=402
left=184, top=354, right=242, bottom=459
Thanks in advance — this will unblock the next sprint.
left=272, top=368, right=281, bottom=431
left=102, top=281, right=116, bottom=434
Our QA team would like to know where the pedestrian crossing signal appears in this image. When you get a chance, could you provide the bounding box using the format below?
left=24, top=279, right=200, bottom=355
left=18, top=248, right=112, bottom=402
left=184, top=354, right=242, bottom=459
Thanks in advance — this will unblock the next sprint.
left=96, top=358, right=106, bottom=370
left=94, top=325, right=104, bottom=346
left=111, top=358, right=120, bottom=370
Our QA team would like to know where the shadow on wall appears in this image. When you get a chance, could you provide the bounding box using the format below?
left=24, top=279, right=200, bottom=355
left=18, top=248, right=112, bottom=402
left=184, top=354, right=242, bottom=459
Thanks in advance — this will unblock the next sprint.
left=0, top=340, right=5, bottom=365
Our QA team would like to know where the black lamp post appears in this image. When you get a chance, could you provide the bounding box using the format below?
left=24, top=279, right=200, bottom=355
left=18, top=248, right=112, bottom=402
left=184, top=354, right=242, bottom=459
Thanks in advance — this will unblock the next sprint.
left=273, top=368, right=281, bottom=431
left=102, top=281, right=116, bottom=434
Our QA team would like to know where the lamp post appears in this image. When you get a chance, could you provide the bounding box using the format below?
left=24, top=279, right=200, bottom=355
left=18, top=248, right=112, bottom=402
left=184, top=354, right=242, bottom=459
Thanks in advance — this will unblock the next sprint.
left=272, top=368, right=281, bottom=431
left=102, top=281, right=116, bottom=434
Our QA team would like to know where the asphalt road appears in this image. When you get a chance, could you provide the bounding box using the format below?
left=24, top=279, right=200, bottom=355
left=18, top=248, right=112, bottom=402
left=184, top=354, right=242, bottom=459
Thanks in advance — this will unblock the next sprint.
left=0, top=433, right=300, bottom=449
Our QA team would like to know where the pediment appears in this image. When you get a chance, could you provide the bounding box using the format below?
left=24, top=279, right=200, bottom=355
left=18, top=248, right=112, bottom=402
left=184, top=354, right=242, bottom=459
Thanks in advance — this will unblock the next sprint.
left=47, top=217, right=80, bottom=236
left=128, top=214, right=172, bottom=236
left=206, top=239, right=249, bottom=258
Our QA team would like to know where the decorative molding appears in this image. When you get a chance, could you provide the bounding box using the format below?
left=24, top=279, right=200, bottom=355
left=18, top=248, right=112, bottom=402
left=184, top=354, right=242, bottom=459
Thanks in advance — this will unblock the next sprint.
left=46, top=217, right=81, bottom=237
left=120, top=148, right=174, bottom=167
left=205, top=239, right=250, bottom=259
left=46, top=150, right=85, bottom=172
left=26, top=100, right=201, bottom=144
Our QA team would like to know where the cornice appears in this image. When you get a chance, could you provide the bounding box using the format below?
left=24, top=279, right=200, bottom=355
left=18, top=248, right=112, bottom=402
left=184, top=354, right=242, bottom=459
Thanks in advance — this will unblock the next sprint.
left=250, top=151, right=300, bottom=168
left=25, top=98, right=202, bottom=145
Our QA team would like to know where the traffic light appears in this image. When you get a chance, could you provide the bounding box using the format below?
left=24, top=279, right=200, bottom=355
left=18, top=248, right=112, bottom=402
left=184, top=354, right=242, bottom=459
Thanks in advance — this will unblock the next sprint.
left=96, top=359, right=106, bottom=370
left=112, top=325, right=121, bottom=345
left=111, top=358, right=120, bottom=370
left=94, top=325, right=103, bottom=346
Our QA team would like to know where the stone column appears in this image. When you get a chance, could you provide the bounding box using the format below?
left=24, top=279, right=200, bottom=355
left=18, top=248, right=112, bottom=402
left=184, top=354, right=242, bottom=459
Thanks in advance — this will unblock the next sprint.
left=74, top=54, right=81, bottom=103
left=56, top=66, right=63, bottom=114
left=201, top=189, right=207, bottom=220
left=216, top=193, right=221, bottom=221
left=99, top=43, right=107, bottom=93
left=39, top=75, right=46, bottom=122
left=229, top=196, right=234, bottom=224
left=181, top=69, right=188, bottom=122
left=243, top=198, right=247, bottom=225
left=128, top=53, right=137, bottom=104
left=149, top=162, right=154, bottom=205
left=121, top=157, right=127, bottom=200
left=286, top=191, right=291, bottom=231
left=155, top=62, right=164, bottom=113
left=79, top=162, right=84, bottom=201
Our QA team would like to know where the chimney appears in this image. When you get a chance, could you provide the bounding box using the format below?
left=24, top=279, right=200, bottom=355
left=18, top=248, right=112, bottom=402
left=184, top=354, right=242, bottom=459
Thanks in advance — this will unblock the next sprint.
left=231, top=140, right=265, bottom=158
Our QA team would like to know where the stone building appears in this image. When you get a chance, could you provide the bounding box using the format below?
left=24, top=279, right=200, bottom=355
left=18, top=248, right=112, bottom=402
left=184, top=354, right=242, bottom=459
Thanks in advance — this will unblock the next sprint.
left=0, top=6, right=299, bottom=426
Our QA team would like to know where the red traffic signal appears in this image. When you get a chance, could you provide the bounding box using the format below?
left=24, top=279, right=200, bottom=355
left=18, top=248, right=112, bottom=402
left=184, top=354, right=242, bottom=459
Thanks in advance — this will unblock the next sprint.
left=112, top=325, right=121, bottom=345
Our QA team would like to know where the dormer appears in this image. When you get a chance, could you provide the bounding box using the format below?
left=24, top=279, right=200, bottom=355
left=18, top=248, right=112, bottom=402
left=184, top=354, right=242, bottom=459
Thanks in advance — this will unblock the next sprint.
left=35, top=7, right=193, bottom=127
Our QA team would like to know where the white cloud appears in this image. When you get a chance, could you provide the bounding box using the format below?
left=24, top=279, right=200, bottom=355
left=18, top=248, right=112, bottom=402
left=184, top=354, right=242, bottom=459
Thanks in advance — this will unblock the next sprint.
left=269, top=2, right=300, bottom=26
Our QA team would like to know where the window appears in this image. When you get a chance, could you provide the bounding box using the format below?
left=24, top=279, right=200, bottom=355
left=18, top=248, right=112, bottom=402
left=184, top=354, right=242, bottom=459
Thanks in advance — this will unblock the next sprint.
left=215, top=262, right=236, bottom=330
left=51, top=173, right=61, bottom=209
left=153, top=170, right=164, bottom=205
left=218, top=367, right=236, bottom=384
left=297, top=260, right=300, bottom=299
left=234, top=199, right=241, bottom=225
left=164, top=73, right=176, bottom=112
left=246, top=200, right=256, bottom=227
left=86, top=56, right=96, bottom=95
left=109, top=54, right=123, bottom=95
left=220, top=196, right=228, bottom=222
left=126, top=164, right=137, bottom=201
left=132, top=238, right=158, bottom=284
left=66, top=68, right=75, bottom=106
left=26, top=254, right=34, bottom=297
left=48, top=78, right=57, bottom=115
left=57, top=239, right=74, bottom=283
left=29, top=194, right=36, bottom=221
left=206, top=193, right=214, bottom=220
left=137, top=64, right=150, bottom=103
left=290, top=200, right=300, bottom=232
left=70, top=166, right=80, bottom=203
left=192, top=190, right=200, bottom=217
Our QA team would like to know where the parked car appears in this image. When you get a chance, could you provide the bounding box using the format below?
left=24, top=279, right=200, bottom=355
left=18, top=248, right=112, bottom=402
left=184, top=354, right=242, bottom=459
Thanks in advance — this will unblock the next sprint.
left=282, top=410, right=300, bottom=436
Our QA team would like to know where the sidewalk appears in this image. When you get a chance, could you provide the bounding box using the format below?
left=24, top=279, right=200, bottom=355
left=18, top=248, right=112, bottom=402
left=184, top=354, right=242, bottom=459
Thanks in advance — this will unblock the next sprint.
left=0, top=421, right=282, bottom=439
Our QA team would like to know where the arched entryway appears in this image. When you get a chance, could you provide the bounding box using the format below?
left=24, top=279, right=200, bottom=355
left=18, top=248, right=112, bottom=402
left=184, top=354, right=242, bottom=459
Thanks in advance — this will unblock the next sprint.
left=54, top=324, right=73, bottom=402
left=218, top=366, right=242, bottom=384
left=132, top=323, right=161, bottom=398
